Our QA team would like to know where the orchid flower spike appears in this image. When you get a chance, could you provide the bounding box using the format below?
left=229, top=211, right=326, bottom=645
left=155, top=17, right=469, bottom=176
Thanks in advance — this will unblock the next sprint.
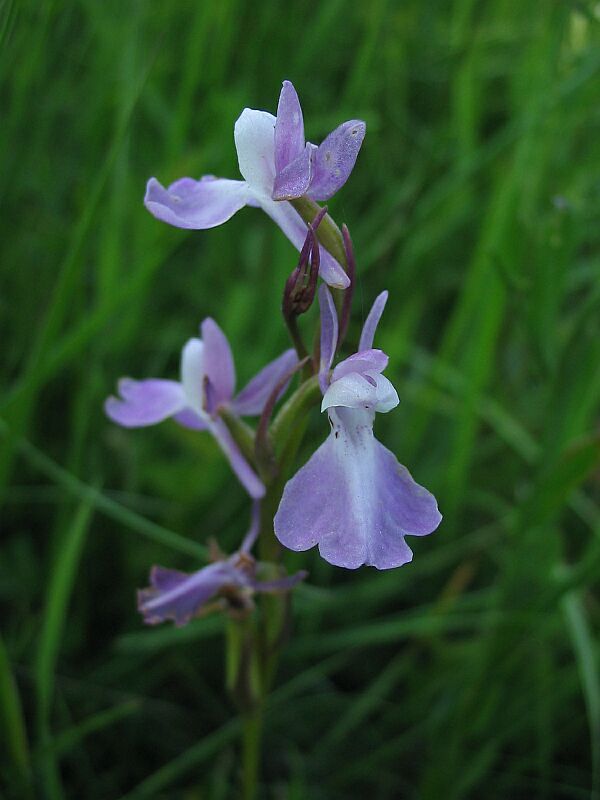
left=274, top=288, right=442, bottom=569
left=144, top=80, right=365, bottom=290
left=138, top=503, right=307, bottom=626
left=105, top=318, right=298, bottom=499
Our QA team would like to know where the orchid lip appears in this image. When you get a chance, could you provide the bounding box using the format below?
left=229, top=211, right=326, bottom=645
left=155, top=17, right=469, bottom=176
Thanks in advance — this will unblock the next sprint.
left=274, top=405, right=442, bottom=570
left=275, top=286, right=440, bottom=570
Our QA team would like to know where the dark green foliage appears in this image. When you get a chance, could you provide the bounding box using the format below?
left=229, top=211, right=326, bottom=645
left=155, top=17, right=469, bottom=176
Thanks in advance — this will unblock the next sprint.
left=1, top=1, right=599, bottom=797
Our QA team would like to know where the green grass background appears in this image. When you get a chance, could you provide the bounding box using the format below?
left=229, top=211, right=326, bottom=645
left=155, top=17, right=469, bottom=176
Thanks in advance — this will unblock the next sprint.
left=2, top=0, right=600, bottom=797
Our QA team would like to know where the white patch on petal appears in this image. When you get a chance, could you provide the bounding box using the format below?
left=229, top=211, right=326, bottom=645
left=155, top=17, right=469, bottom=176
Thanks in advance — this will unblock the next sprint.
left=234, top=109, right=277, bottom=195
left=327, top=407, right=379, bottom=566
left=322, top=367, right=398, bottom=414
left=321, top=372, right=377, bottom=412
left=369, top=372, right=399, bottom=413
left=180, top=338, right=206, bottom=416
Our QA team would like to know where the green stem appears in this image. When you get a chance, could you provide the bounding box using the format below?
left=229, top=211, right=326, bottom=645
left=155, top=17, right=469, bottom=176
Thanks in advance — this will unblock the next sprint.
left=229, top=259, right=331, bottom=797
left=232, top=406, right=317, bottom=799
left=241, top=708, right=263, bottom=800
left=284, top=313, right=308, bottom=361
left=258, top=477, right=284, bottom=563
left=290, top=196, right=347, bottom=269
left=270, top=375, right=321, bottom=456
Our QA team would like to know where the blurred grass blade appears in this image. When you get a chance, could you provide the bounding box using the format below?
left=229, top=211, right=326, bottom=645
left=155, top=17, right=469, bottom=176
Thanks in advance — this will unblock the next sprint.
left=519, top=435, right=600, bottom=529
left=0, top=633, right=32, bottom=798
left=0, top=418, right=206, bottom=559
left=115, top=617, right=222, bottom=654
left=118, top=719, right=241, bottom=800
left=561, top=591, right=600, bottom=796
left=36, top=700, right=140, bottom=761
left=289, top=607, right=487, bottom=657
left=317, top=654, right=407, bottom=754
left=36, top=499, right=94, bottom=800
left=0, top=0, right=17, bottom=50
left=119, top=651, right=350, bottom=799
left=0, top=35, right=156, bottom=498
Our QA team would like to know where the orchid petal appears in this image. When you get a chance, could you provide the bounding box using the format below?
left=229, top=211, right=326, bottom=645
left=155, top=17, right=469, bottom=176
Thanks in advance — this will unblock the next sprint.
left=209, top=417, right=265, bottom=499
left=321, top=372, right=377, bottom=411
left=321, top=370, right=399, bottom=413
left=308, top=120, right=366, bottom=202
left=331, top=349, right=388, bottom=382
left=370, top=371, right=400, bottom=413
left=359, top=290, right=388, bottom=352
left=318, top=285, right=339, bottom=392
left=234, top=109, right=277, bottom=195
left=274, top=80, right=305, bottom=174
left=200, top=318, right=236, bottom=411
left=274, top=407, right=441, bottom=569
left=240, top=500, right=262, bottom=553
left=257, top=196, right=350, bottom=289
left=144, top=176, right=250, bottom=230
left=173, top=408, right=209, bottom=431
left=275, top=432, right=372, bottom=569
left=232, top=349, right=298, bottom=417
left=180, top=338, right=205, bottom=416
left=138, top=562, right=241, bottom=626
left=105, top=379, right=186, bottom=428
left=272, top=144, right=313, bottom=200
left=252, top=571, right=308, bottom=592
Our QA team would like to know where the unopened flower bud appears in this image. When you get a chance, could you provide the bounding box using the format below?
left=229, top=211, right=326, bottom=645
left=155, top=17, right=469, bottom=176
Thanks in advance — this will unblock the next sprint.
left=282, top=207, right=327, bottom=319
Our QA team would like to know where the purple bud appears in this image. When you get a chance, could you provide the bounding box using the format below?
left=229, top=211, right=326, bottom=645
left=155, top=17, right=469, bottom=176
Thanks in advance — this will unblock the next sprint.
left=282, top=208, right=327, bottom=318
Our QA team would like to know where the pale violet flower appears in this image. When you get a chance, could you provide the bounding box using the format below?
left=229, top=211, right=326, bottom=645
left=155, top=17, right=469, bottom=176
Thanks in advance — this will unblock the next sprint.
left=274, top=287, right=441, bottom=569
left=138, top=503, right=307, bottom=626
left=144, top=80, right=366, bottom=290
left=105, top=317, right=297, bottom=500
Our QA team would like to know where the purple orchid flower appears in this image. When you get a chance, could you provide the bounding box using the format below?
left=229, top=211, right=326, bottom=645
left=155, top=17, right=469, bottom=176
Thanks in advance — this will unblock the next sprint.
left=144, top=80, right=365, bottom=290
left=274, top=287, right=442, bottom=569
left=105, top=317, right=298, bottom=500
left=138, top=503, right=307, bottom=626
